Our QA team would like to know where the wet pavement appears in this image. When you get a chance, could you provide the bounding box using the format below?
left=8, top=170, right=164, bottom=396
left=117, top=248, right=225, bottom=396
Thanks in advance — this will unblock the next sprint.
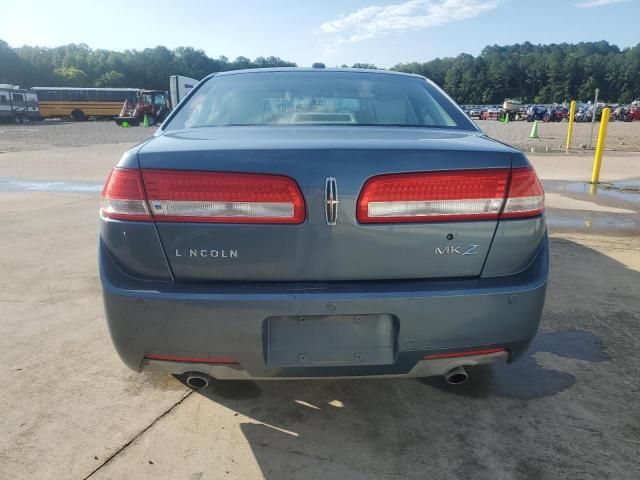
left=0, top=176, right=103, bottom=193
left=543, top=179, right=640, bottom=235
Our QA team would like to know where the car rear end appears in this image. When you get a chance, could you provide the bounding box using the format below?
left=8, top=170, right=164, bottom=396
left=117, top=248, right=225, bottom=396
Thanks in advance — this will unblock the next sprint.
left=99, top=69, right=547, bottom=381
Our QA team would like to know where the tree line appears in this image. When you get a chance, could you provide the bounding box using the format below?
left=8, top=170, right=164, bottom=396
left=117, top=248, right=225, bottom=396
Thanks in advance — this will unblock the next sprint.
left=0, top=40, right=295, bottom=90
left=392, top=41, right=639, bottom=104
left=1, top=40, right=638, bottom=104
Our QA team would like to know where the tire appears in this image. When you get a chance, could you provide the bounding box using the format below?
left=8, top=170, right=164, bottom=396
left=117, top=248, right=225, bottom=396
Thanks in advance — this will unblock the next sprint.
left=70, top=110, right=86, bottom=121
left=146, top=114, right=156, bottom=126
left=157, top=107, right=170, bottom=123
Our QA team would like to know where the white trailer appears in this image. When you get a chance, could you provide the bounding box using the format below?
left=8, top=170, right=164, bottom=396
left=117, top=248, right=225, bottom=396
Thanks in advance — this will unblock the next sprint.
left=169, top=75, right=198, bottom=109
left=0, top=84, right=41, bottom=123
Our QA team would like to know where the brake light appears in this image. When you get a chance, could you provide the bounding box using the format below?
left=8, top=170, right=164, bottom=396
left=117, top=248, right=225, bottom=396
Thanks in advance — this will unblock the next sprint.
left=357, top=167, right=544, bottom=223
left=141, top=170, right=305, bottom=223
left=501, top=167, right=545, bottom=218
left=101, top=168, right=153, bottom=221
left=357, top=169, right=510, bottom=223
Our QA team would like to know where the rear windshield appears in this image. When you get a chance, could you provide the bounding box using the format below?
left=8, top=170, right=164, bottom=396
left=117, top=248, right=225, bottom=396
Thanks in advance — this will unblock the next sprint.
left=165, top=71, right=476, bottom=131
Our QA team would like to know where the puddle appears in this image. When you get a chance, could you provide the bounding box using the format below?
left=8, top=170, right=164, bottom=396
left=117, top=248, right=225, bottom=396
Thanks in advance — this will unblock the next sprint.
left=546, top=208, right=640, bottom=235
left=420, top=329, right=609, bottom=399
left=542, top=179, right=640, bottom=235
left=543, top=179, right=640, bottom=205
left=0, top=176, right=102, bottom=193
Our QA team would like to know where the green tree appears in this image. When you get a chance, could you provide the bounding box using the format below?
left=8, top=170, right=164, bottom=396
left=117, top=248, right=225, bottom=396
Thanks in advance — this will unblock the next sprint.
left=53, top=66, right=89, bottom=86
left=94, top=70, right=127, bottom=87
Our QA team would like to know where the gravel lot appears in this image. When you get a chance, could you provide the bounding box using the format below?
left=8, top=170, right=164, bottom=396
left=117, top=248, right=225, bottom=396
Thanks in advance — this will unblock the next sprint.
left=1, top=119, right=639, bottom=153
left=477, top=119, right=640, bottom=153
left=0, top=120, right=155, bottom=152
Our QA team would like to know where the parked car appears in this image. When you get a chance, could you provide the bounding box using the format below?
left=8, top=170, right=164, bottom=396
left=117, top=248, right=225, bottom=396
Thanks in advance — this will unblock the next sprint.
left=543, top=106, right=568, bottom=122
left=100, top=68, right=548, bottom=387
left=574, top=105, right=592, bottom=122
left=480, top=106, right=502, bottom=120
left=614, top=105, right=640, bottom=122
left=628, top=106, right=640, bottom=121
left=468, top=106, right=483, bottom=118
left=527, top=105, right=548, bottom=122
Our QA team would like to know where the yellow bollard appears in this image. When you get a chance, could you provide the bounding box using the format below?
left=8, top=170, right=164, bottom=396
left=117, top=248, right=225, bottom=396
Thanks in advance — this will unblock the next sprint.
left=565, top=100, right=576, bottom=152
left=590, top=107, right=610, bottom=184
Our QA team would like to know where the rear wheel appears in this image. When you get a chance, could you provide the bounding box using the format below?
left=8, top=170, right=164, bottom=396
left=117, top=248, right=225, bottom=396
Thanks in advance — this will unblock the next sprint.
left=70, top=110, right=86, bottom=121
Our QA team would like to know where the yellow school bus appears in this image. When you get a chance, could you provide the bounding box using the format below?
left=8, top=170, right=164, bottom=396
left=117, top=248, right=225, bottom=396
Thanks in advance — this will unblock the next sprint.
left=31, top=87, right=140, bottom=120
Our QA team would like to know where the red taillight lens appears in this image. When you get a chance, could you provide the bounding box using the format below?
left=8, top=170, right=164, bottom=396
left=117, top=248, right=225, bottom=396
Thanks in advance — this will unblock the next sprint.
left=141, top=170, right=305, bottom=224
left=357, top=169, right=510, bottom=223
left=101, top=168, right=153, bottom=221
left=101, top=168, right=306, bottom=224
left=357, top=167, right=544, bottom=223
left=501, top=167, right=545, bottom=218
left=144, top=354, right=239, bottom=365
left=424, top=347, right=507, bottom=360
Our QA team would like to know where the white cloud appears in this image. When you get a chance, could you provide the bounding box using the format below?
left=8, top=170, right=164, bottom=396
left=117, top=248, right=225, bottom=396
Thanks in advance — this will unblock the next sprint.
left=318, top=0, right=500, bottom=51
left=575, top=0, right=628, bottom=7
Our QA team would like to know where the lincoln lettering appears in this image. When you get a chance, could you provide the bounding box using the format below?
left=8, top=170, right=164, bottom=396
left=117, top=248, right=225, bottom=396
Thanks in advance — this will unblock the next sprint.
left=175, top=249, right=239, bottom=259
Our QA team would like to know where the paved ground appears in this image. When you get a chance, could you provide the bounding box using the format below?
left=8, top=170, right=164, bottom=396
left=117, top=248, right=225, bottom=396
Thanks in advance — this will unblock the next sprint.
left=1, top=129, right=639, bottom=479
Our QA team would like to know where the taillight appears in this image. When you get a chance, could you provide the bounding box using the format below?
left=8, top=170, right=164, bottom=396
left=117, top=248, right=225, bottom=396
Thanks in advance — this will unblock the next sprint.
left=357, top=167, right=544, bottom=223
left=141, top=170, right=305, bottom=224
left=101, top=168, right=153, bottom=221
left=357, top=169, right=510, bottom=223
left=501, top=167, right=545, bottom=218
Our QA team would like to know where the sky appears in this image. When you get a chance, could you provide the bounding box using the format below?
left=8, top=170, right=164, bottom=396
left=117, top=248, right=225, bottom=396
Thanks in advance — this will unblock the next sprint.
left=0, top=0, right=638, bottom=68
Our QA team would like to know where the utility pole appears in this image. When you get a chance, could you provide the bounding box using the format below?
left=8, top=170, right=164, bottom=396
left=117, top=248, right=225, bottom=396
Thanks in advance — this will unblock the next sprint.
left=588, top=88, right=599, bottom=149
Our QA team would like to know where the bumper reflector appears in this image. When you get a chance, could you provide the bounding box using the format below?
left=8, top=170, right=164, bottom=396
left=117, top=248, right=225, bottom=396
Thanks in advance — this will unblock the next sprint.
left=145, top=354, right=239, bottom=364
left=423, top=348, right=507, bottom=360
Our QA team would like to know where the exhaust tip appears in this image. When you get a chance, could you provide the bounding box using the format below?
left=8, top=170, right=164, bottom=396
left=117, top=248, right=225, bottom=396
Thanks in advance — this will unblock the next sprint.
left=444, top=366, right=469, bottom=385
left=185, top=372, right=210, bottom=390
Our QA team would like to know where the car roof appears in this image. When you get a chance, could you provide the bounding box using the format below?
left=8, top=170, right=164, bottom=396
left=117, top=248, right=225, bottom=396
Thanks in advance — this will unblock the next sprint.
left=209, top=67, right=426, bottom=81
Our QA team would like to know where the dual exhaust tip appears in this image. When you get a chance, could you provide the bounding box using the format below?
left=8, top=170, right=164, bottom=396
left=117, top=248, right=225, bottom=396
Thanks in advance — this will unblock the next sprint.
left=184, top=367, right=469, bottom=387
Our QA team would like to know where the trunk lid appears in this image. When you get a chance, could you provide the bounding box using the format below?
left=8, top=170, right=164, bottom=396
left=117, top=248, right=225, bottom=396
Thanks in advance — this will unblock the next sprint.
left=137, top=126, right=515, bottom=282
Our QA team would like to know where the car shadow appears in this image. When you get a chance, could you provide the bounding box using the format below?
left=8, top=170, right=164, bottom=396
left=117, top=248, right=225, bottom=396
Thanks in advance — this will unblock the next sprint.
left=176, top=237, right=636, bottom=479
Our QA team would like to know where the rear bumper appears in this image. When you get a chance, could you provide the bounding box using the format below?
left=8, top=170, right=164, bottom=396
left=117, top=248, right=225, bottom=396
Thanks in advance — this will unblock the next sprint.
left=100, top=236, right=548, bottom=379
